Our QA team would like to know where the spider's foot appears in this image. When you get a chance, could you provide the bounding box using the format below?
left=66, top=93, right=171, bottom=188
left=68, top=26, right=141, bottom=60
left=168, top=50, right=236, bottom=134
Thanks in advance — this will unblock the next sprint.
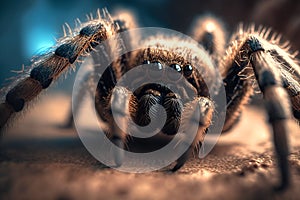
left=112, top=137, right=125, bottom=167
left=274, top=162, right=290, bottom=192
left=171, top=147, right=191, bottom=172
left=274, top=181, right=289, bottom=192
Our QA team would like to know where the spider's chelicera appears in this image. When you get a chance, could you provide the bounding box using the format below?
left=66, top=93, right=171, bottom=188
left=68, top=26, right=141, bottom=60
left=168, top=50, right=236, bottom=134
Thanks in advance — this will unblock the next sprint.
left=0, top=8, right=299, bottom=190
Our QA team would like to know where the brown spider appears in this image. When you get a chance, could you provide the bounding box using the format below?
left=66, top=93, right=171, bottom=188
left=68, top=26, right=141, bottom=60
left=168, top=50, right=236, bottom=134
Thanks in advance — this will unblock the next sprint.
left=0, top=8, right=299, bottom=190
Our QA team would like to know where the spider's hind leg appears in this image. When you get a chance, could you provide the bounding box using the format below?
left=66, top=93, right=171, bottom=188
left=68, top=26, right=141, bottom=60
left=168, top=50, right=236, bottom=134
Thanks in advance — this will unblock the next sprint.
left=190, top=15, right=227, bottom=64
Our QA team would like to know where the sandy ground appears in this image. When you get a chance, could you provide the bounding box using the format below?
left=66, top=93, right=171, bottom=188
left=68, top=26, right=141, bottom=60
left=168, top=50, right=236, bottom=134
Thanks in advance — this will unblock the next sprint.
left=0, top=93, right=300, bottom=200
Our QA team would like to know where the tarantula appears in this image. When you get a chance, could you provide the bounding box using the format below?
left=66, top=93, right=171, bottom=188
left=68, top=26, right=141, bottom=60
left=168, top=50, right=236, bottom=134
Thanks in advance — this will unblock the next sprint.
left=0, top=8, right=299, bottom=190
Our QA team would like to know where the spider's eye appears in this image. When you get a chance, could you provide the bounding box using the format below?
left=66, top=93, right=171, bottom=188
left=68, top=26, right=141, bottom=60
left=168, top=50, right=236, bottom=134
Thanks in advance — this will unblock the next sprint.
left=167, top=64, right=182, bottom=82
left=170, top=64, right=182, bottom=73
left=143, top=60, right=151, bottom=65
left=141, top=60, right=151, bottom=70
left=183, top=64, right=193, bottom=77
left=147, top=61, right=164, bottom=80
left=152, top=61, right=163, bottom=71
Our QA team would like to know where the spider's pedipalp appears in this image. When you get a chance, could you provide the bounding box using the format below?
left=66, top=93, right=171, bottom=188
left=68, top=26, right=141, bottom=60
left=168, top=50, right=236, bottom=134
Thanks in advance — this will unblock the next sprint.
left=109, top=86, right=134, bottom=166
left=172, top=96, right=214, bottom=171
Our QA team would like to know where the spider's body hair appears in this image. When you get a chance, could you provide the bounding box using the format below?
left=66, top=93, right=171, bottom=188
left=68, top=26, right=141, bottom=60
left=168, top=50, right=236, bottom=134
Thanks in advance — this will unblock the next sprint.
left=135, top=36, right=217, bottom=97
left=141, top=36, right=214, bottom=68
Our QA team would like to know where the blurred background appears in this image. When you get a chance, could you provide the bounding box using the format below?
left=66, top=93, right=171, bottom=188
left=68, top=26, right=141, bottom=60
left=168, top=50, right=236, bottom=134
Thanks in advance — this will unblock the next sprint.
left=1, top=2, right=300, bottom=199
left=0, top=0, right=299, bottom=90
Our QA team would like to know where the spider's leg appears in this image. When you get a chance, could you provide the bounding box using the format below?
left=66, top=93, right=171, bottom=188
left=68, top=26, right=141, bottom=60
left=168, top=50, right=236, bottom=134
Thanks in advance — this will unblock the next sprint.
left=251, top=49, right=292, bottom=190
left=221, top=61, right=254, bottom=132
left=60, top=11, right=139, bottom=128
left=268, top=47, right=300, bottom=124
left=222, top=31, right=296, bottom=189
left=172, top=96, right=213, bottom=171
left=283, top=78, right=300, bottom=124
left=0, top=9, right=120, bottom=132
left=222, top=25, right=300, bottom=131
left=190, top=16, right=226, bottom=64
left=94, top=56, right=138, bottom=167
left=221, top=30, right=261, bottom=132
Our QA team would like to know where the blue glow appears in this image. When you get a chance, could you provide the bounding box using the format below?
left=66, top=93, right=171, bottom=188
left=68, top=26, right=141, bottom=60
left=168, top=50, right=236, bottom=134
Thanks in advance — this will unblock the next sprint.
left=21, top=0, right=56, bottom=57
left=23, top=26, right=55, bottom=56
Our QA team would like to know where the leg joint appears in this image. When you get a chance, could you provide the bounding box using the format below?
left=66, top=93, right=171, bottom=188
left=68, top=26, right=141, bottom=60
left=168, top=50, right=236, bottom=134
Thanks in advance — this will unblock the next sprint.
left=266, top=100, right=289, bottom=122
left=247, top=35, right=264, bottom=53
left=259, top=70, right=277, bottom=92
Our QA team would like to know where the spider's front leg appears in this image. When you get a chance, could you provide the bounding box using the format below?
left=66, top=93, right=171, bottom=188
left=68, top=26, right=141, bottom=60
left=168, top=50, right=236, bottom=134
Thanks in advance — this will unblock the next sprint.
left=172, top=96, right=214, bottom=171
left=0, top=9, right=133, bottom=133
left=222, top=32, right=298, bottom=190
left=251, top=49, right=292, bottom=190
left=61, top=11, right=138, bottom=129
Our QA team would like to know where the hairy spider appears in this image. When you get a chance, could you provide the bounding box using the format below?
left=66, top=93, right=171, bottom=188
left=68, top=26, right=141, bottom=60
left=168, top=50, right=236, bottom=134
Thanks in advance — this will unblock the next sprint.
left=0, top=8, right=299, bottom=190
